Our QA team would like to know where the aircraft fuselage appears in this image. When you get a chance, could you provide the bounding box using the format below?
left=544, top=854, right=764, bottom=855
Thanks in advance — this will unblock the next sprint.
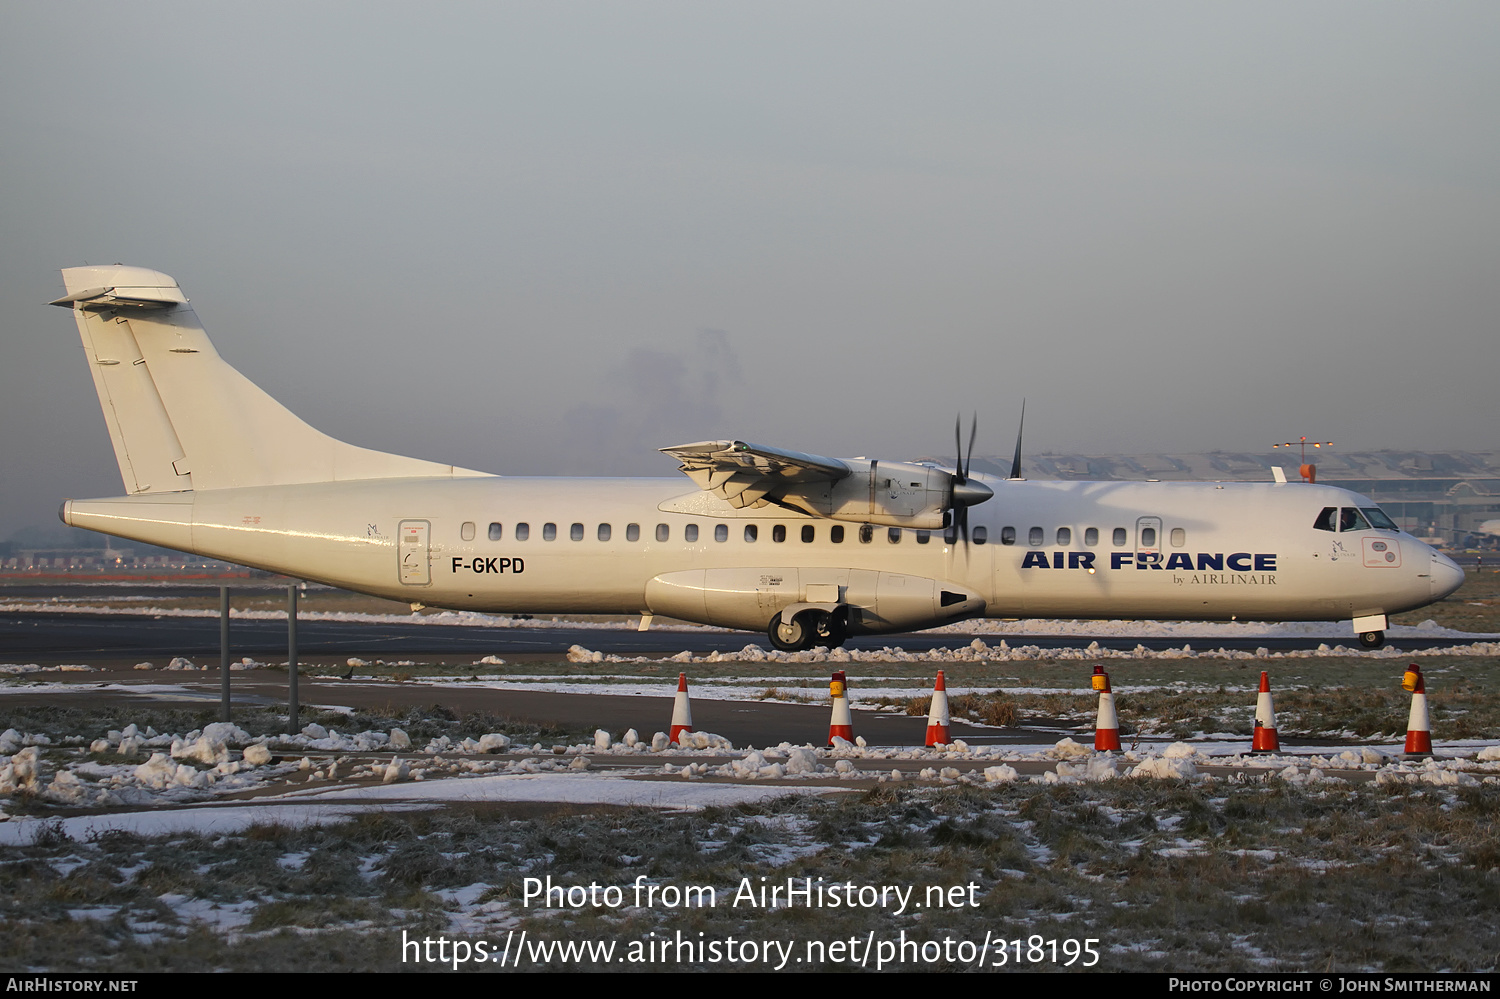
left=63, top=473, right=1461, bottom=637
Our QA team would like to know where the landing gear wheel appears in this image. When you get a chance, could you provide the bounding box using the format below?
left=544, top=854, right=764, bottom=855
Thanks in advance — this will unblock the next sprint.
left=819, top=621, right=848, bottom=649
left=816, top=609, right=849, bottom=649
left=768, top=613, right=814, bottom=652
left=1359, top=630, right=1385, bottom=649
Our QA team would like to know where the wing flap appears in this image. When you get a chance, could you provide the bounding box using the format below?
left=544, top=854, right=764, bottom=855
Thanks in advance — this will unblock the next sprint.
left=660, top=440, right=851, bottom=508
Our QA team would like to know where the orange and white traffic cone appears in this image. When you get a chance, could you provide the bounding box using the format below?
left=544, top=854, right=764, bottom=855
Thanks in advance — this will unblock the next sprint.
left=669, top=673, right=693, bottom=745
left=828, top=670, right=854, bottom=745
left=1251, top=671, right=1280, bottom=754
left=1092, top=665, right=1121, bottom=752
left=1402, top=664, right=1433, bottom=757
left=925, top=671, right=951, bottom=747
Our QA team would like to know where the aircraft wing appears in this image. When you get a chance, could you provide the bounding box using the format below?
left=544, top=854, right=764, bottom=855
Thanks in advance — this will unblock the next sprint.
left=660, top=440, right=851, bottom=509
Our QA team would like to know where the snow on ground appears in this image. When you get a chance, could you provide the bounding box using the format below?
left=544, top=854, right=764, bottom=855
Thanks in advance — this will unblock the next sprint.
left=0, top=803, right=433, bottom=846
left=2, top=725, right=1497, bottom=847
left=270, top=772, right=848, bottom=808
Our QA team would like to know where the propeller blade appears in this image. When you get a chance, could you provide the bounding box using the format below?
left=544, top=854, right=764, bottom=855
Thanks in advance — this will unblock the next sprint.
left=953, top=415, right=966, bottom=484
left=1009, top=400, right=1026, bottom=480
left=966, top=413, right=978, bottom=481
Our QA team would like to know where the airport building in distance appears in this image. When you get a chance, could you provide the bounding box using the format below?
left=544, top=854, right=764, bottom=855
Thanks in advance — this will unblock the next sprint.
left=952, top=449, right=1500, bottom=547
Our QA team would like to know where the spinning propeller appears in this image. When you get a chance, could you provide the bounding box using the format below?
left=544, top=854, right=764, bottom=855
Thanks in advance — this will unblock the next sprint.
left=949, top=413, right=993, bottom=545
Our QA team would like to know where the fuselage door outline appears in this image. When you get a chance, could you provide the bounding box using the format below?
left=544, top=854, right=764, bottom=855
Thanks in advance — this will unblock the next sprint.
left=399, top=520, right=431, bottom=586
left=1136, top=516, right=1163, bottom=567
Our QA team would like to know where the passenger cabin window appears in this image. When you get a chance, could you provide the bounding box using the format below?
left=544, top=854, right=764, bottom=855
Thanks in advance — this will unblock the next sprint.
left=1000, top=526, right=1016, bottom=545
left=744, top=525, right=758, bottom=542
left=714, top=524, right=728, bottom=542
left=626, top=524, right=640, bottom=542
left=488, top=522, right=502, bottom=541
left=570, top=523, right=584, bottom=541
left=515, top=523, right=530, bottom=541
left=597, top=523, right=611, bottom=542
left=1170, top=528, right=1186, bottom=547
left=1029, top=526, right=1044, bottom=546
left=1113, top=527, right=1127, bottom=546
left=888, top=528, right=902, bottom=544
left=543, top=523, right=557, bottom=541
left=1084, top=527, right=1099, bottom=546
left=1140, top=527, right=1156, bottom=547
left=831, top=526, right=845, bottom=544
left=656, top=524, right=670, bottom=542
left=460, top=522, right=476, bottom=541
left=772, top=525, right=786, bottom=543
left=1057, top=527, right=1071, bottom=546
left=916, top=530, right=930, bottom=544
left=801, top=525, right=815, bottom=543
left=945, top=525, right=958, bottom=545
left=685, top=524, right=699, bottom=542
left=859, top=525, right=874, bottom=544
left=973, top=526, right=988, bottom=544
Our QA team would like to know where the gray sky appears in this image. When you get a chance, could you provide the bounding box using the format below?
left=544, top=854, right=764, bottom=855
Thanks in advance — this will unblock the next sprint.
left=3, top=2, right=1498, bottom=539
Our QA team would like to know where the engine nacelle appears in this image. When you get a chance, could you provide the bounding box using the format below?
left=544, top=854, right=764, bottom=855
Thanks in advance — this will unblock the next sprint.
left=780, top=460, right=953, bottom=530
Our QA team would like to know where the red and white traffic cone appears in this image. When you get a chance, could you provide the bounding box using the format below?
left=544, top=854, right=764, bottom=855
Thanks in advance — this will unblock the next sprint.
left=669, top=673, right=693, bottom=746
left=828, top=671, right=854, bottom=745
left=1402, top=664, right=1433, bottom=757
left=925, top=671, right=951, bottom=747
left=1092, top=665, right=1121, bottom=752
left=1251, top=671, right=1280, bottom=754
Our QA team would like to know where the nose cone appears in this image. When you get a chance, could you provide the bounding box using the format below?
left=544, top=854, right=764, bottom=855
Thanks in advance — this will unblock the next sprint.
left=1429, top=551, right=1465, bottom=601
left=952, top=479, right=993, bottom=507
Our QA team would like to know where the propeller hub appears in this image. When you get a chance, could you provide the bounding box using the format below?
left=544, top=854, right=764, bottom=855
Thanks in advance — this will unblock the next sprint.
left=952, top=479, right=993, bottom=507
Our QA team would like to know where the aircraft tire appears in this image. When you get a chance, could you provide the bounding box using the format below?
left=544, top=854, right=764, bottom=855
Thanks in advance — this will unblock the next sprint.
left=817, top=612, right=849, bottom=649
left=768, top=613, right=815, bottom=652
left=1358, top=630, right=1385, bottom=649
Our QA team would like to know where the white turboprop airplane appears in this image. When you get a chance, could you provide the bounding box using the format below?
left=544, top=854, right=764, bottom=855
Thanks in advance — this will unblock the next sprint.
left=53, top=265, right=1465, bottom=651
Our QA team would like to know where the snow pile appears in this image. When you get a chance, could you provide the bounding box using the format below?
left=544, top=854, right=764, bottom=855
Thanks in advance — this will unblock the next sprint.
left=1047, top=738, right=1092, bottom=760
left=784, top=747, right=820, bottom=775
left=563, top=637, right=1500, bottom=667
left=134, top=753, right=213, bottom=790
left=0, top=747, right=42, bottom=794
left=1131, top=756, right=1198, bottom=779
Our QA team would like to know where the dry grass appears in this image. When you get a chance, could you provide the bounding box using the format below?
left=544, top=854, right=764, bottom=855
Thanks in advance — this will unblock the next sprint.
left=4, top=781, right=1498, bottom=972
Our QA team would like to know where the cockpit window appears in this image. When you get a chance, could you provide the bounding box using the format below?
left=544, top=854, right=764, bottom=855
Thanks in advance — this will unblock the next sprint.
left=1314, top=507, right=1337, bottom=532
left=1363, top=507, right=1398, bottom=531
left=1339, top=508, right=1372, bottom=533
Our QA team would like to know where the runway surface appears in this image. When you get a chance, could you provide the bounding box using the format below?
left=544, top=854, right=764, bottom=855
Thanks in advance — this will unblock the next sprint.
left=0, top=609, right=1460, bottom=661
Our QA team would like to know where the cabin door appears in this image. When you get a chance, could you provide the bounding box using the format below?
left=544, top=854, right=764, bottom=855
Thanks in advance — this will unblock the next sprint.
left=1135, top=516, right=1163, bottom=567
left=398, top=520, right=431, bottom=585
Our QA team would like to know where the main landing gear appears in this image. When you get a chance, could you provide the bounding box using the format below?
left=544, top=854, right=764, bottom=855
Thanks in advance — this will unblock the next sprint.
left=1359, top=630, right=1385, bottom=649
left=768, top=609, right=848, bottom=652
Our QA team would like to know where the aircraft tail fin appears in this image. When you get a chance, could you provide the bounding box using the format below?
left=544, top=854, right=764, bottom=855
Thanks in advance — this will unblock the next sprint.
left=54, top=265, right=489, bottom=494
